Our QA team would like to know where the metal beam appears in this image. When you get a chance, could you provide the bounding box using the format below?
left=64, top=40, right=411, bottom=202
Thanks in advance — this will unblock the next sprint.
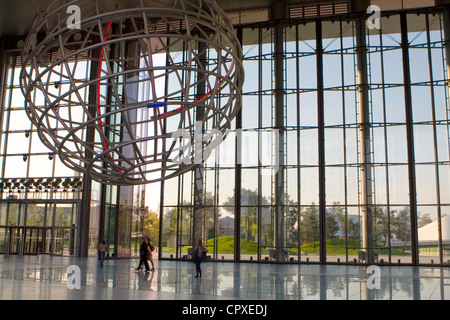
left=234, top=26, right=243, bottom=262
left=193, top=38, right=207, bottom=246
left=400, top=12, right=419, bottom=266
left=316, top=19, right=327, bottom=264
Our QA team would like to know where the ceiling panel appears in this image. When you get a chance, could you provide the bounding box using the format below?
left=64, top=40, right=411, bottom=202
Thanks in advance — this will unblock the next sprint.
left=0, top=0, right=439, bottom=38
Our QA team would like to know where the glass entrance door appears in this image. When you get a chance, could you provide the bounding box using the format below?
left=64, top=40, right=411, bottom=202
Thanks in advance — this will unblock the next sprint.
left=24, top=228, right=45, bottom=255
left=53, top=228, right=75, bottom=256
left=53, top=228, right=64, bottom=255
left=0, top=228, right=6, bottom=254
left=8, top=227, right=22, bottom=254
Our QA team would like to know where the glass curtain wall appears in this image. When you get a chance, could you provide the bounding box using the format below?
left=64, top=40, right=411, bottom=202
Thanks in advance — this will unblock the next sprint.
left=160, top=7, right=450, bottom=266
left=0, top=52, right=84, bottom=256
left=1, top=31, right=155, bottom=259
left=99, top=35, right=151, bottom=258
left=160, top=33, right=237, bottom=260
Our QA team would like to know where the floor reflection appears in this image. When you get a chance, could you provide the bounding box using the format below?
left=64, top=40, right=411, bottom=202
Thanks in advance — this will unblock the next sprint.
left=0, top=255, right=449, bottom=300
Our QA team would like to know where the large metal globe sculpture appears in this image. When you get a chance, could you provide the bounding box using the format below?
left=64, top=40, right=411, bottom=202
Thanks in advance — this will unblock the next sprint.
left=20, top=0, right=243, bottom=185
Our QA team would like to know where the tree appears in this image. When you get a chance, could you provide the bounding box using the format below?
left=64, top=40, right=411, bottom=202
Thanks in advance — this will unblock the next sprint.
left=143, top=208, right=160, bottom=245
left=334, top=205, right=360, bottom=240
left=301, top=206, right=319, bottom=246
left=325, top=207, right=340, bottom=239
left=418, top=212, right=433, bottom=228
left=392, top=207, right=411, bottom=251
left=162, top=207, right=181, bottom=245
left=372, top=207, right=389, bottom=246
left=223, top=188, right=270, bottom=243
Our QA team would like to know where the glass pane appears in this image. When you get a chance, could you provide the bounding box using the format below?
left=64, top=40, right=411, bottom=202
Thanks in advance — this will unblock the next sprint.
left=386, top=125, right=408, bottom=163
left=414, top=125, right=436, bottom=163
left=217, top=207, right=234, bottom=259
left=241, top=169, right=258, bottom=205
left=325, top=167, right=345, bottom=204
left=384, top=87, right=406, bottom=123
left=442, top=206, right=450, bottom=263
left=26, top=203, right=45, bottom=226
left=161, top=207, right=178, bottom=258
left=373, top=126, right=386, bottom=164
left=242, top=96, right=259, bottom=129
left=28, top=155, right=53, bottom=177
left=299, top=129, right=318, bottom=165
left=324, top=90, right=344, bottom=126
left=54, top=204, right=74, bottom=227
left=388, top=165, right=410, bottom=205
left=346, top=167, right=359, bottom=205
left=436, top=124, right=450, bottom=162
left=300, top=206, right=320, bottom=262
left=240, top=131, right=259, bottom=167
left=409, top=49, right=430, bottom=84
left=6, top=132, right=29, bottom=154
left=416, top=165, right=437, bottom=205
left=241, top=206, right=258, bottom=260
left=390, top=206, right=412, bottom=264
left=325, top=206, right=342, bottom=263
left=439, top=164, right=450, bottom=205
left=300, top=167, right=319, bottom=205
left=412, top=86, right=432, bottom=123
left=8, top=109, right=31, bottom=131
left=163, top=176, right=179, bottom=206
left=382, top=49, right=403, bottom=84
left=260, top=206, right=273, bottom=261
left=218, top=169, right=235, bottom=206
left=325, top=128, right=344, bottom=165
left=180, top=206, right=193, bottom=249
left=286, top=168, right=298, bottom=205
left=299, top=92, right=318, bottom=126
left=0, top=204, right=7, bottom=225
left=417, top=206, right=439, bottom=264
left=30, top=132, right=51, bottom=154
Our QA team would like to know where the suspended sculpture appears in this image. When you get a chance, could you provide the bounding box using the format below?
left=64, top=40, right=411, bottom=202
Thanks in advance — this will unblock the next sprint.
left=20, top=0, right=243, bottom=185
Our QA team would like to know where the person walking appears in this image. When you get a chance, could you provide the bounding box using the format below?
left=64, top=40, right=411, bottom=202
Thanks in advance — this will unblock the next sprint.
left=146, top=237, right=155, bottom=271
left=98, top=240, right=108, bottom=268
left=135, top=237, right=150, bottom=272
left=193, top=240, right=208, bottom=278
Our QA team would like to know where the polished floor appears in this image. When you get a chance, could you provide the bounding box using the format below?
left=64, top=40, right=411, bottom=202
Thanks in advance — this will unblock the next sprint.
left=0, top=254, right=449, bottom=300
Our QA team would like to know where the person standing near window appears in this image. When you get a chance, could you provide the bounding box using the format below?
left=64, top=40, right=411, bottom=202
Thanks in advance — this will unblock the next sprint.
left=193, top=240, right=208, bottom=278
left=98, top=240, right=108, bottom=268
left=146, top=237, right=155, bottom=271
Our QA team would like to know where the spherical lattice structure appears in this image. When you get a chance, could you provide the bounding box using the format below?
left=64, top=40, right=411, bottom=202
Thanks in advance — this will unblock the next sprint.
left=20, top=0, right=243, bottom=185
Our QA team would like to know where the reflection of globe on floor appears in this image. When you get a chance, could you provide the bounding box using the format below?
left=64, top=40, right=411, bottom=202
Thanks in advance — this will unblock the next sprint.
left=20, top=0, right=244, bottom=185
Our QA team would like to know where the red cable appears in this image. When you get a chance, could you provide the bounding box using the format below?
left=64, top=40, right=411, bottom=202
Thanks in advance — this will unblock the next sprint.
left=97, top=21, right=122, bottom=173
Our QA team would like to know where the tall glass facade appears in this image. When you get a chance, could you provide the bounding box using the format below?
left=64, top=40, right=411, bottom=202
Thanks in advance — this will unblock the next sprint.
left=0, top=54, right=83, bottom=256
left=0, top=2, right=449, bottom=266
left=160, top=6, right=450, bottom=266
left=0, top=47, right=146, bottom=258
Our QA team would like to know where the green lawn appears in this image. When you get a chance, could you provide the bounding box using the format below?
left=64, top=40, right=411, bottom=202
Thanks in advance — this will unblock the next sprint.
left=164, top=236, right=408, bottom=256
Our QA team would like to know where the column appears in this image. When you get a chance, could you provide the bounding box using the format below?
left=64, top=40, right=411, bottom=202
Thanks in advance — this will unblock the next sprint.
left=355, top=13, right=374, bottom=264
left=193, top=38, right=207, bottom=245
left=78, top=47, right=100, bottom=257
left=316, top=19, right=326, bottom=264
left=271, top=0, right=287, bottom=262
left=274, top=20, right=286, bottom=262
left=400, top=12, right=419, bottom=266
